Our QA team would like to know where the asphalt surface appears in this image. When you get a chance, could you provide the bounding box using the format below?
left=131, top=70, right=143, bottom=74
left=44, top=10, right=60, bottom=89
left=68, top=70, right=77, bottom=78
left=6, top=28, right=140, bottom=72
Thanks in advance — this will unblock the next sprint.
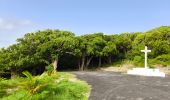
left=72, top=71, right=170, bottom=100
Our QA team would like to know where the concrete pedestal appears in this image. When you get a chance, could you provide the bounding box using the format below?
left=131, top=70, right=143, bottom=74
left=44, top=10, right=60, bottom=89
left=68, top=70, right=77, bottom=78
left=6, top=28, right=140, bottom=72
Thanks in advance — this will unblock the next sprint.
left=127, top=68, right=165, bottom=77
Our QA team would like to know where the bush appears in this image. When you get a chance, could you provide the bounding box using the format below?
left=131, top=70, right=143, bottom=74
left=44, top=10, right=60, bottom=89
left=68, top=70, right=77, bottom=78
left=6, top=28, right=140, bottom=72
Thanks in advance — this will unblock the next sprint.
left=45, top=64, right=53, bottom=75
left=149, top=54, right=170, bottom=67
left=0, top=72, right=90, bottom=100
left=133, top=56, right=144, bottom=67
left=133, top=56, right=143, bottom=63
left=155, top=54, right=170, bottom=62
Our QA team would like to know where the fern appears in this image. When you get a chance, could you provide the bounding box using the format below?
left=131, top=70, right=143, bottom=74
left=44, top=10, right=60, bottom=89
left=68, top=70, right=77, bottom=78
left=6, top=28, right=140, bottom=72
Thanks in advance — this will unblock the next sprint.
left=22, top=71, right=33, bottom=82
left=1, top=72, right=90, bottom=100
left=19, top=71, right=46, bottom=95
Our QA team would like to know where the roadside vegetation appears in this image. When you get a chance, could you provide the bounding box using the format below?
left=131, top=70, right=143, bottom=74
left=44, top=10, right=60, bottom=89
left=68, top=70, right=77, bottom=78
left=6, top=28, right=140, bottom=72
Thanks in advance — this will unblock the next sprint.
left=1, top=26, right=170, bottom=78
left=0, top=72, right=90, bottom=100
left=0, top=25, right=170, bottom=99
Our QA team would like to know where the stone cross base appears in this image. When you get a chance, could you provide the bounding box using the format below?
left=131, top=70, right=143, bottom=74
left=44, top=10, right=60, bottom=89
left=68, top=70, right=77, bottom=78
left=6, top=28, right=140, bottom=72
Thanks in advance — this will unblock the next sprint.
left=127, top=68, right=165, bottom=77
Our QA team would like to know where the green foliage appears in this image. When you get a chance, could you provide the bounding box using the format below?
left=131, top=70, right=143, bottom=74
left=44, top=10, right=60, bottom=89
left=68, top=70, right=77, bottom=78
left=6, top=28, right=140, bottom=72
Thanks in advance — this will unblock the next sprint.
left=133, top=56, right=143, bottom=63
left=103, top=35, right=117, bottom=56
left=155, top=54, right=170, bottom=62
left=1, top=26, right=170, bottom=74
left=149, top=54, right=170, bottom=67
left=0, top=77, right=24, bottom=97
left=18, top=71, right=45, bottom=95
left=45, top=64, right=53, bottom=75
left=52, top=80, right=89, bottom=100
left=133, top=56, right=144, bottom=67
left=0, top=72, right=90, bottom=100
left=22, top=71, right=33, bottom=81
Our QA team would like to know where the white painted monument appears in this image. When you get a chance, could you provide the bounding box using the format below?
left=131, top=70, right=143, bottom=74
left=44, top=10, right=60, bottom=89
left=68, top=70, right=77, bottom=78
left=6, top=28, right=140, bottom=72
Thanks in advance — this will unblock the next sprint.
left=127, top=46, right=165, bottom=77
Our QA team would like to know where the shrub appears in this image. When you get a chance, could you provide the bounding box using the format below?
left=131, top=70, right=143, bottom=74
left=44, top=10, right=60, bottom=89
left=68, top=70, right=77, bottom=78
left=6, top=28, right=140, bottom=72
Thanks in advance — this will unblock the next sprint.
left=149, top=54, right=170, bottom=67
left=133, top=56, right=143, bottom=63
left=45, top=64, right=53, bottom=75
left=155, top=54, right=170, bottom=62
left=0, top=72, right=90, bottom=100
left=133, top=56, right=144, bottom=67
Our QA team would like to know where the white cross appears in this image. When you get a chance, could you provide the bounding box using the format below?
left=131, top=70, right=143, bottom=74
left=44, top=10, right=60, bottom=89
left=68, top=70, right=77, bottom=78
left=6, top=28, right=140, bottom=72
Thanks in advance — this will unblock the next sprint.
left=141, top=46, right=151, bottom=69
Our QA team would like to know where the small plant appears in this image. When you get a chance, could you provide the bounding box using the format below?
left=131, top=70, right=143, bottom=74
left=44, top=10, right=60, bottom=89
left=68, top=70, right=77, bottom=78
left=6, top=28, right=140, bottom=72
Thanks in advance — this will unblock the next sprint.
left=132, top=56, right=144, bottom=67
left=18, top=71, right=46, bottom=95
left=133, top=56, right=142, bottom=63
left=45, top=64, right=54, bottom=75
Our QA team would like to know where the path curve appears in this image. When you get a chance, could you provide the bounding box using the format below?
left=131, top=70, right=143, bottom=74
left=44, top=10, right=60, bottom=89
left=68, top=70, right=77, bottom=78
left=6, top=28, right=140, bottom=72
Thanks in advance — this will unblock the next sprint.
left=72, top=71, right=170, bottom=100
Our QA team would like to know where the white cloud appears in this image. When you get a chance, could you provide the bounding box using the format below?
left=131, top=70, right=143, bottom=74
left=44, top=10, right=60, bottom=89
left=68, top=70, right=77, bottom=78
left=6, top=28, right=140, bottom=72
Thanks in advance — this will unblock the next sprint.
left=0, top=18, right=33, bottom=31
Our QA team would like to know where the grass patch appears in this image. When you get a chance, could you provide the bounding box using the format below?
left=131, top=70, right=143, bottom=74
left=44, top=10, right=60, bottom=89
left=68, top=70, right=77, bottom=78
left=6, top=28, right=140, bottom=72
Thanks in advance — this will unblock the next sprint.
left=0, top=72, right=90, bottom=100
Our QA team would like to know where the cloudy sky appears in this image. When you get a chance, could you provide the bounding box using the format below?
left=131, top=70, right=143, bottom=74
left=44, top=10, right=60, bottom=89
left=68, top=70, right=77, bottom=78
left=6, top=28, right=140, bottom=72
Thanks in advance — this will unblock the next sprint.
left=0, top=0, right=170, bottom=48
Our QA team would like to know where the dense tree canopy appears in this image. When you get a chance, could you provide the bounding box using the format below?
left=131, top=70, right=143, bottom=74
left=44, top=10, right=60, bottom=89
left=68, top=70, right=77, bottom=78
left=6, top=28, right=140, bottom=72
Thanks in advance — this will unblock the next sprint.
left=1, top=26, right=170, bottom=77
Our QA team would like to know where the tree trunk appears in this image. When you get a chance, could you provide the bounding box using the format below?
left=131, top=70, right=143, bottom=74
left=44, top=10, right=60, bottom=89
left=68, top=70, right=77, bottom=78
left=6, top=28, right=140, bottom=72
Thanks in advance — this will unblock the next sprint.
left=80, top=56, right=85, bottom=71
left=11, top=69, right=17, bottom=78
left=98, top=57, right=102, bottom=67
left=52, top=59, right=58, bottom=73
left=86, top=57, right=93, bottom=68
left=108, top=56, right=112, bottom=64
left=78, top=59, right=81, bottom=70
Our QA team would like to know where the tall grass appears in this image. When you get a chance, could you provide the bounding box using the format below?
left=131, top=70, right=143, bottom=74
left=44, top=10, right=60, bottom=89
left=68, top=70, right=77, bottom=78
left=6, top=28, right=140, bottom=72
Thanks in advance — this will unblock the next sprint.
left=0, top=72, right=90, bottom=100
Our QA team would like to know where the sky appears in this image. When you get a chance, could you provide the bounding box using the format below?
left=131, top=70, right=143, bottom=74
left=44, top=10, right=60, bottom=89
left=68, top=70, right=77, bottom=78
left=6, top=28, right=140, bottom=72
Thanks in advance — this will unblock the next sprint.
left=0, top=0, right=170, bottom=48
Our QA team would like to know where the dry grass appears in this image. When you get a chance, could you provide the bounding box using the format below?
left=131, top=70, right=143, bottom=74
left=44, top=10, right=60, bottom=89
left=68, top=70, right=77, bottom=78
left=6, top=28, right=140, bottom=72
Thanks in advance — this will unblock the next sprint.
left=100, top=63, right=135, bottom=73
left=156, top=66, right=170, bottom=75
left=100, top=63, right=170, bottom=75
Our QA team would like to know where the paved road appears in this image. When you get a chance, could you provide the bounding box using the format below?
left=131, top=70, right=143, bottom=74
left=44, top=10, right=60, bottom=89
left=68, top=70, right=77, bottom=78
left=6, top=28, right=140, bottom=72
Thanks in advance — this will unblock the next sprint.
left=72, top=71, right=170, bottom=100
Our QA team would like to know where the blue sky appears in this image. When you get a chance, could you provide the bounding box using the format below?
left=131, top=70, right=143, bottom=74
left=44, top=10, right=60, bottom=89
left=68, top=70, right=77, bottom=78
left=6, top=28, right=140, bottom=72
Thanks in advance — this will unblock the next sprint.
left=0, top=0, right=170, bottom=47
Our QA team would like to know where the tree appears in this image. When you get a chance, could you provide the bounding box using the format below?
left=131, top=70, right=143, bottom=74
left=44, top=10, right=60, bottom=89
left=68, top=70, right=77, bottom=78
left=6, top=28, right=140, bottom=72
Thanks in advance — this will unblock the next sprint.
left=36, top=30, right=77, bottom=73
left=0, top=29, right=77, bottom=77
left=114, top=33, right=135, bottom=60
left=75, top=33, right=106, bottom=70
left=75, top=35, right=95, bottom=70
left=1, top=26, right=170, bottom=77
left=103, top=35, right=117, bottom=64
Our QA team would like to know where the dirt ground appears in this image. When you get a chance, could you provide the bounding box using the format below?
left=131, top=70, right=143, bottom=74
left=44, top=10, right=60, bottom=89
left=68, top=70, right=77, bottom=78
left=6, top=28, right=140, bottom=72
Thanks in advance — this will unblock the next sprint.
left=100, top=66, right=170, bottom=75
left=72, top=71, right=170, bottom=100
